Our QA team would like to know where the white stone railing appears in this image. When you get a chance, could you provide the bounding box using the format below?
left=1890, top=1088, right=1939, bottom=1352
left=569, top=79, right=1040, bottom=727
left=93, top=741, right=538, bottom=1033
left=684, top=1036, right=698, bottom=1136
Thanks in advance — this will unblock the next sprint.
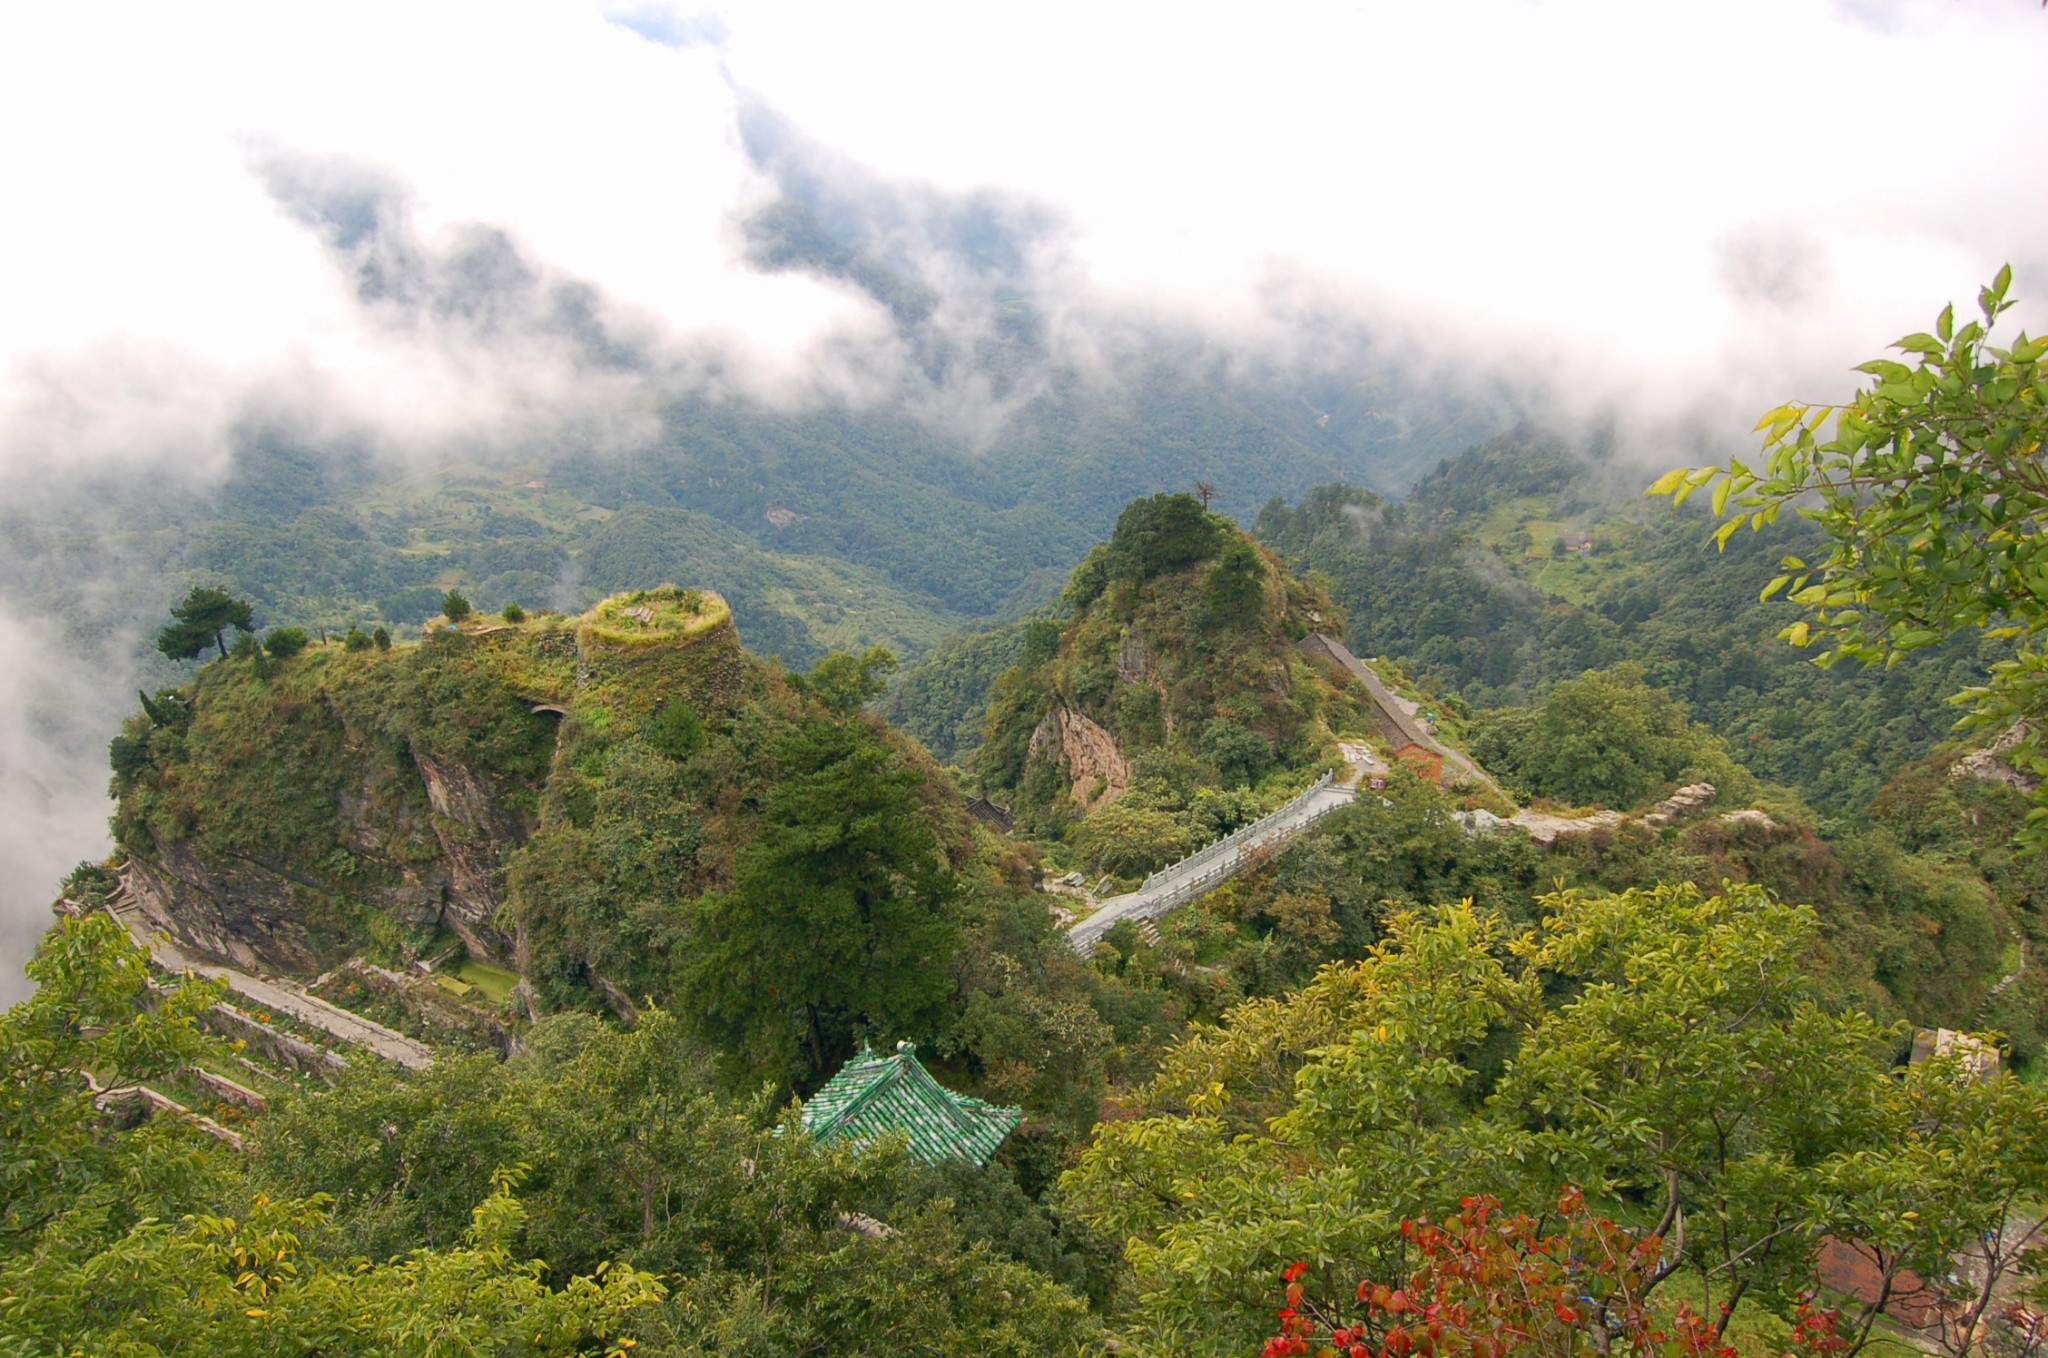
left=1139, top=771, right=1336, bottom=891
left=1069, top=772, right=1353, bottom=952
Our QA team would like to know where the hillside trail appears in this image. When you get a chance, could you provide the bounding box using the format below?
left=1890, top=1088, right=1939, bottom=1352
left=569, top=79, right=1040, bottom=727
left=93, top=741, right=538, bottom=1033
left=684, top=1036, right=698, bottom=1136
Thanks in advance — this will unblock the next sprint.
left=1065, top=634, right=1524, bottom=954
left=107, top=896, right=434, bottom=1069
left=1304, top=632, right=1508, bottom=798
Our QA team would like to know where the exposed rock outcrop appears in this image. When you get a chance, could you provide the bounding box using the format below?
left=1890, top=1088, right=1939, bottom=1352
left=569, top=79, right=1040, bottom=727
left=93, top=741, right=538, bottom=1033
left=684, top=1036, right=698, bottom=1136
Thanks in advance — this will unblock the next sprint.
left=124, top=844, right=333, bottom=975
left=1642, top=782, right=1717, bottom=829
left=1115, top=631, right=1156, bottom=684
left=1465, top=795, right=1784, bottom=846
left=122, top=744, right=531, bottom=977
left=1508, top=808, right=1626, bottom=846
left=413, top=748, right=528, bottom=958
left=111, top=587, right=750, bottom=987
left=1028, top=707, right=1131, bottom=809
left=1712, top=808, right=1783, bottom=833
left=1950, top=721, right=2040, bottom=793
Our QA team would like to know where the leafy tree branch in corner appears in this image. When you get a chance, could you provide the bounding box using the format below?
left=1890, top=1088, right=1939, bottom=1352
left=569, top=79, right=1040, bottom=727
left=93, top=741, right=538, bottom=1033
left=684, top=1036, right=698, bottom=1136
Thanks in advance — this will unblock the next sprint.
left=1651, top=268, right=2048, bottom=842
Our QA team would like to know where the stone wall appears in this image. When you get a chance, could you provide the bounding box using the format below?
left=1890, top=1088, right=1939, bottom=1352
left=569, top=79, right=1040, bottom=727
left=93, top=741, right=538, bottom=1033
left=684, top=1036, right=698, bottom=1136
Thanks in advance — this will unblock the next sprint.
left=199, top=1001, right=348, bottom=1081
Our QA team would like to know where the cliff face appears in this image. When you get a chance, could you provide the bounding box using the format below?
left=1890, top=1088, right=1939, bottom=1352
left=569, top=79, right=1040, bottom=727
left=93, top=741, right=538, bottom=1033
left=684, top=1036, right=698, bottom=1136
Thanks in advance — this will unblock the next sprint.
left=413, top=747, right=532, bottom=959
left=125, top=841, right=348, bottom=975
left=111, top=588, right=745, bottom=980
left=117, top=680, right=545, bottom=976
left=1027, top=707, right=1131, bottom=810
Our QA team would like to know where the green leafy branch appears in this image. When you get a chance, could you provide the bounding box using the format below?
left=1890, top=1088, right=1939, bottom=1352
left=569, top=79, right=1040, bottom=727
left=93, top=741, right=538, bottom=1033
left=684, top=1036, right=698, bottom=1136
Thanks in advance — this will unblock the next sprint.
left=1649, top=267, right=2048, bottom=833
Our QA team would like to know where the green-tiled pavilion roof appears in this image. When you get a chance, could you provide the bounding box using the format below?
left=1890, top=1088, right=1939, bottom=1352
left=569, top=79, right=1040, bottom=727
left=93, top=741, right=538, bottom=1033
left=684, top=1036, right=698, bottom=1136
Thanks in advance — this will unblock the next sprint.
left=800, top=1042, right=1021, bottom=1166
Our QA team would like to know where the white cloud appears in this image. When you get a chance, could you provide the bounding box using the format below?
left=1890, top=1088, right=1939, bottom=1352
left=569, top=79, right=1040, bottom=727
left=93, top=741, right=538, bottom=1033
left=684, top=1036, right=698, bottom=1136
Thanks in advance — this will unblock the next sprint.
left=2, top=0, right=2040, bottom=482
left=0, top=607, right=134, bottom=1005
left=0, top=2, right=893, bottom=474
left=715, top=0, right=2048, bottom=421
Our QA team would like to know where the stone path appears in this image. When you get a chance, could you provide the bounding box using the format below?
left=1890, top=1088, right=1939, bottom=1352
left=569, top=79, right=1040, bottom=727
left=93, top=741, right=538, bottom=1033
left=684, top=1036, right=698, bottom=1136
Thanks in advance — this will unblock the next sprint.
left=110, top=902, right=434, bottom=1069
left=1064, top=638, right=1522, bottom=955
left=1990, top=939, right=2028, bottom=999
left=1304, top=633, right=1507, bottom=797
left=1067, top=768, right=1361, bottom=953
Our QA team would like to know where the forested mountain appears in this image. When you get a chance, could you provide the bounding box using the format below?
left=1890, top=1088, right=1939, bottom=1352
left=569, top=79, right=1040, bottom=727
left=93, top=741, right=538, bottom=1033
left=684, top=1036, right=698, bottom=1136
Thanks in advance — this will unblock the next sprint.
left=892, top=429, right=2000, bottom=814
left=971, top=494, right=1344, bottom=850
left=0, top=341, right=1496, bottom=697
left=875, top=445, right=2048, bottom=1060
left=106, top=586, right=1157, bottom=1113
left=9, top=5, right=2045, bottom=1348
left=13, top=440, right=2048, bottom=1356
left=1253, top=430, right=2003, bottom=812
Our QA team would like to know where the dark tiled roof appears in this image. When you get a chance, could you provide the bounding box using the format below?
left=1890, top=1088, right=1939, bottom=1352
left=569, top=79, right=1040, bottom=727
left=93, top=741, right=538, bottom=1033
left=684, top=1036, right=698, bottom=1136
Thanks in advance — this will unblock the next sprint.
left=800, top=1042, right=1021, bottom=1166
left=963, top=795, right=1015, bottom=832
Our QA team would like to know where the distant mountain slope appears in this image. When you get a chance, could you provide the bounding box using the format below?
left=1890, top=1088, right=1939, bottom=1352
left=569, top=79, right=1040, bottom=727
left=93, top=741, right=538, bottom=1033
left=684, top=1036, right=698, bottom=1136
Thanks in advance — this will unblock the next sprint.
left=888, top=429, right=2003, bottom=814
left=2, top=339, right=1499, bottom=694
left=1253, top=431, right=2006, bottom=811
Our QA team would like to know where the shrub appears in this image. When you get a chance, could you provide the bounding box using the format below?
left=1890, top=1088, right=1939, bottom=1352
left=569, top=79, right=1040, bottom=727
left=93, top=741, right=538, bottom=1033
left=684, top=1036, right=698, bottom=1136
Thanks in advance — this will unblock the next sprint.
left=372, top=625, right=392, bottom=651
left=1198, top=718, right=1273, bottom=788
left=63, top=860, right=121, bottom=904
left=501, top=602, right=526, bottom=623
left=264, top=627, right=311, bottom=659
left=441, top=590, right=473, bottom=621
left=1074, top=801, right=1197, bottom=878
left=1106, top=493, right=1224, bottom=582
left=644, top=697, right=706, bottom=761
left=1206, top=536, right=1267, bottom=619
left=344, top=626, right=373, bottom=652
left=806, top=646, right=899, bottom=715
left=108, top=728, right=152, bottom=789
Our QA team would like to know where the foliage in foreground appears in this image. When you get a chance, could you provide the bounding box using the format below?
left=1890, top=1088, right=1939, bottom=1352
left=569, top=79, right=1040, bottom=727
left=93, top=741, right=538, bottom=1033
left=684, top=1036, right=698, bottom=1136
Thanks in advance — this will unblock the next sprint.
left=1260, top=1192, right=1851, bottom=1358
left=0, top=915, right=1105, bottom=1357
left=1062, top=882, right=2048, bottom=1357
left=2, top=1178, right=666, bottom=1358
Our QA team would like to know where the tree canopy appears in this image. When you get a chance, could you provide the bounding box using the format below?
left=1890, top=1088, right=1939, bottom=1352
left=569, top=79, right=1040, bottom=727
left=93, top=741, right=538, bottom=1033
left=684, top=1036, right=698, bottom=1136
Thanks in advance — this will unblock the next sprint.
left=1653, top=268, right=2048, bottom=838
left=1469, top=662, right=1754, bottom=810
left=681, top=719, right=960, bottom=1089
left=0, top=915, right=1105, bottom=1356
left=802, top=644, right=899, bottom=715
left=1061, top=882, right=2048, bottom=1357
left=155, top=586, right=254, bottom=663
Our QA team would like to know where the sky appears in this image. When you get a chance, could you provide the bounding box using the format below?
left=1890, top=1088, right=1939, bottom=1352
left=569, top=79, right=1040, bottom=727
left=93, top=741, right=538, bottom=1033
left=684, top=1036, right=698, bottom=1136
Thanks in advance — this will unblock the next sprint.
left=3, top=0, right=2045, bottom=476
left=0, top=0, right=2045, bottom=994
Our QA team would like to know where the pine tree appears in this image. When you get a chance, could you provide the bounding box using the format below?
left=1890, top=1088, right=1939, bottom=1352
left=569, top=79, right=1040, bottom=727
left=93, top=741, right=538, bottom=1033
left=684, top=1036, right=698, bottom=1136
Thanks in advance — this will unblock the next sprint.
left=155, top=587, right=254, bottom=662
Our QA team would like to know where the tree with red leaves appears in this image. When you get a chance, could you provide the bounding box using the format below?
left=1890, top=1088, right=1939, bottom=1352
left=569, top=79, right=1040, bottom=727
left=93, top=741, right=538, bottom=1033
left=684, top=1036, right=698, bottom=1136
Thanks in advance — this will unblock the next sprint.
left=1263, top=1191, right=1851, bottom=1358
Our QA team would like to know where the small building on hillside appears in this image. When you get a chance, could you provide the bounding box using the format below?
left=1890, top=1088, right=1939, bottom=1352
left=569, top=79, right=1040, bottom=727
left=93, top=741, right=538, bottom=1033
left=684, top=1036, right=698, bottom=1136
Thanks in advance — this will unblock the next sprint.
left=963, top=794, right=1015, bottom=833
left=1355, top=667, right=1444, bottom=783
left=1368, top=697, right=1443, bottom=783
left=800, top=1041, right=1022, bottom=1166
